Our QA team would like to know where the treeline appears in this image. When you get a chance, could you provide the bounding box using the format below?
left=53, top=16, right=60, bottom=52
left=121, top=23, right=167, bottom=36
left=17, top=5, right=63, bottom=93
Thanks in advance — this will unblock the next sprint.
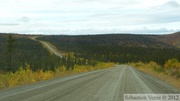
left=55, top=52, right=98, bottom=71
left=38, top=34, right=173, bottom=48
left=38, top=35, right=180, bottom=65
left=80, top=45, right=180, bottom=65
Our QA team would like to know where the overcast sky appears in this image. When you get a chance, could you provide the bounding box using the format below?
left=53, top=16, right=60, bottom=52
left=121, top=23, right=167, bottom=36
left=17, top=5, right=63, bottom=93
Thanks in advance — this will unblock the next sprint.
left=0, top=0, right=180, bottom=35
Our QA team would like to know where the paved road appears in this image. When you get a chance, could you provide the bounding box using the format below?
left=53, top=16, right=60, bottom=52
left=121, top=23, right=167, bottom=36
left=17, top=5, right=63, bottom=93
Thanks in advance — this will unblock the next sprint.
left=0, top=65, right=179, bottom=101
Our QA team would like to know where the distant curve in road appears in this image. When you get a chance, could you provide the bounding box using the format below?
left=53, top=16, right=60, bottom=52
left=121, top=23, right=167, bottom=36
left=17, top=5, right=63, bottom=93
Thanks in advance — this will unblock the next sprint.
left=40, top=41, right=63, bottom=58
left=0, top=65, right=179, bottom=101
left=30, top=36, right=63, bottom=58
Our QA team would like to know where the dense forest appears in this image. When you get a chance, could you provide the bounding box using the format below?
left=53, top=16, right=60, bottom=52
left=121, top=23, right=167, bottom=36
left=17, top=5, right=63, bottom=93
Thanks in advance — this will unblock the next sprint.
left=38, top=34, right=180, bottom=65
left=1, top=33, right=180, bottom=73
left=0, top=34, right=97, bottom=73
left=0, top=34, right=61, bottom=72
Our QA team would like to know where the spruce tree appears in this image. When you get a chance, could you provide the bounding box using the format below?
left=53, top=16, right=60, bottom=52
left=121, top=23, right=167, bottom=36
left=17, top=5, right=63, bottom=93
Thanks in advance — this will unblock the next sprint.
left=3, top=34, right=16, bottom=72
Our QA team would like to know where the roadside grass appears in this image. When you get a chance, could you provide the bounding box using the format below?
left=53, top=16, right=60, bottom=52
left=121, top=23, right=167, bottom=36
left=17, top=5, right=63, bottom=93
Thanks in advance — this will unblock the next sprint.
left=0, top=62, right=115, bottom=90
left=130, top=61, right=180, bottom=89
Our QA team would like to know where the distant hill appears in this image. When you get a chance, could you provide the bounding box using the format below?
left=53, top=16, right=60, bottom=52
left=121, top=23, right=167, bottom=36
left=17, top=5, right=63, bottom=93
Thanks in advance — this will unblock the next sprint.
left=38, top=33, right=180, bottom=65
left=2, top=32, right=179, bottom=49
left=38, top=34, right=174, bottom=49
left=147, top=32, right=180, bottom=48
left=1, top=32, right=180, bottom=67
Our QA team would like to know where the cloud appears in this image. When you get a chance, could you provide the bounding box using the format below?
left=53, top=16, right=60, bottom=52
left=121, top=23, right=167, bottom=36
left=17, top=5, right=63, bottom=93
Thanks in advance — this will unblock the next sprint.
left=129, top=27, right=178, bottom=34
left=0, top=23, right=19, bottom=26
left=163, top=0, right=180, bottom=8
left=0, top=0, right=180, bottom=34
left=18, top=16, right=30, bottom=24
left=145, top=1, right=180, bottom=24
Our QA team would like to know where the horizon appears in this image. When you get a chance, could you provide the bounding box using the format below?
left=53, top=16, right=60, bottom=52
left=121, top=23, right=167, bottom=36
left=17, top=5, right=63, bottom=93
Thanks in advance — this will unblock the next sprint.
left=0, top=31, right=179, bottom=36
left=0, top=0, right=180, bottom=35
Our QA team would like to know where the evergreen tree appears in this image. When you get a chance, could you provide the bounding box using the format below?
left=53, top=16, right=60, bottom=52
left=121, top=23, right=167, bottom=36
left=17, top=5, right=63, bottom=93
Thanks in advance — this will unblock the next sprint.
left=3, top=34, right=17, bottom=72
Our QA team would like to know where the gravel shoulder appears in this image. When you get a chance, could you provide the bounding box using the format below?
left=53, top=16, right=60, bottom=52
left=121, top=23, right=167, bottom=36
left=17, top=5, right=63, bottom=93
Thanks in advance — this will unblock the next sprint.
left=0, top=65, right=179, bottom=101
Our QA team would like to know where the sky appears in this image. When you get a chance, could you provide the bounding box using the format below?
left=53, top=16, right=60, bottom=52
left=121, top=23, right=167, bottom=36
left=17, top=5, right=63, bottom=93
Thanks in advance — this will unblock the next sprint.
left=0, top=0, right=180, bottom=35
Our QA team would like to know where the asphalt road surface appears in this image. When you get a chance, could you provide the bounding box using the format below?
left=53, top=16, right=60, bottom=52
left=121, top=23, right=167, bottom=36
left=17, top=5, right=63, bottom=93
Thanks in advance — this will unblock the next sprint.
left=0, top=65, right=179, bottom=101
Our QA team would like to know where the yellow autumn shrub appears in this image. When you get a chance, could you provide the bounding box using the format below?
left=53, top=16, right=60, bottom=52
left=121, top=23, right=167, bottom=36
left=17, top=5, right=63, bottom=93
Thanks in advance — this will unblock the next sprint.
left=164, top=58, right=180, bottom=78
left=0, top=62, right=115, bottom=90
left=130, top=60, right=180, bottom=89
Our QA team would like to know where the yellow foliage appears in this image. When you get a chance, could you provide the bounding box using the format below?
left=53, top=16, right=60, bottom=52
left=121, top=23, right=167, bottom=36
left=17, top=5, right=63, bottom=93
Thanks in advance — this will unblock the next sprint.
left=164, top=58, right=179, bottom=70
left=164, top=58, right=180, bottom=77
left=0, top=62, right=115, bottom=90
left=130, top=60, right=180, bottom=89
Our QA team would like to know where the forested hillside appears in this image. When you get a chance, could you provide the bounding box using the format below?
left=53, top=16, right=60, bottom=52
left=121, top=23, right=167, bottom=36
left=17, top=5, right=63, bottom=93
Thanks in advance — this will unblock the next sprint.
left=0, top=34, right=99, bottom=73
left=0, top=34, right=61, bottom=72
left=38, top=34, right=180, bottom=65
left=38, top=34, right=173, bottom=48
left=148, top=32, right=180, bottom=48
left=1, top=33, right=180, bottom=72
